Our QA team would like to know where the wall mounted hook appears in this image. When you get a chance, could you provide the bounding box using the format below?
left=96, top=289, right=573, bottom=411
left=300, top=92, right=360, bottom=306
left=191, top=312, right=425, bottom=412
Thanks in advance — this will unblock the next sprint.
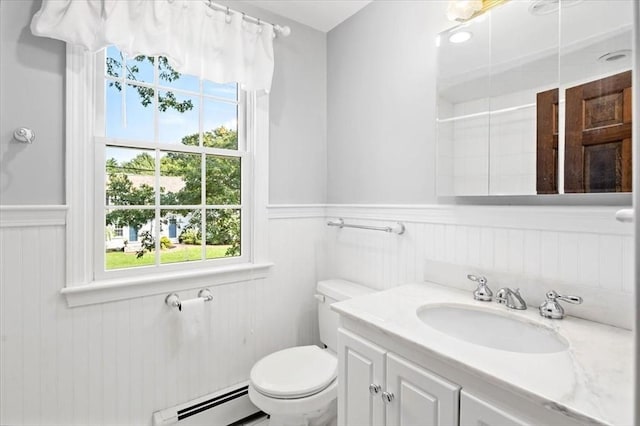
left=14, top=127, right=35, bottom=143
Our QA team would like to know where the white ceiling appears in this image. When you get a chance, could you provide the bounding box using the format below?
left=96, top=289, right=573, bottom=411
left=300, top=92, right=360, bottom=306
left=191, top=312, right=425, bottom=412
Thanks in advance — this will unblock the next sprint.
left=242, top=0, right=373, bottom=32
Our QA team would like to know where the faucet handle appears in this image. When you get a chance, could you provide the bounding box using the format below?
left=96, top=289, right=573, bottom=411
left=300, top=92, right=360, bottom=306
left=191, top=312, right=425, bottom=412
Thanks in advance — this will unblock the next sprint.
left=545, top=290, right=583, bottom=304
left=540, top=290, right=582, bottom=319
left=467, top=274, right=486, bottom=284
left=467, top=274, right=492, bottom=302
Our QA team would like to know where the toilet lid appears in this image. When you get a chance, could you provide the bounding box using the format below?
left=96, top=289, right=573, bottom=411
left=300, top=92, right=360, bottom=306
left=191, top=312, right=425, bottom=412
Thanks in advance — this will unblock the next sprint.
left=250, top=345, right=337, bottom=399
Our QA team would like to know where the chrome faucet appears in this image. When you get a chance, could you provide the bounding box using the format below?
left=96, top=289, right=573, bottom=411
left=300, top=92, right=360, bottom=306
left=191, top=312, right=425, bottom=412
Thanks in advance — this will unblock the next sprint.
left=467, top=274, right=492, bottom=302
left=495, top=288, right=527, bottom=310
left=539, top=290, right=583, bottom=319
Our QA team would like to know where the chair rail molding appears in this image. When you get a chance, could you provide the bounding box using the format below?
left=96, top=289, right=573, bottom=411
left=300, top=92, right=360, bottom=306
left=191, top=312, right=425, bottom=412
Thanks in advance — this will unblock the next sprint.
left=267, top=204, right=327, bottom=219
left=325, top=204, right=633, bottom=235
left=0, top=205, right=68, bottom=228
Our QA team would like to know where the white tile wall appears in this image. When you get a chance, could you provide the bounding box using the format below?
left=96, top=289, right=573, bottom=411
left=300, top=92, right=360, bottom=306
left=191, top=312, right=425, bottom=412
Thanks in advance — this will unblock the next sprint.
left=0, top=208, right=325, bottom=426
left=441, top=86, right=553, bottom=196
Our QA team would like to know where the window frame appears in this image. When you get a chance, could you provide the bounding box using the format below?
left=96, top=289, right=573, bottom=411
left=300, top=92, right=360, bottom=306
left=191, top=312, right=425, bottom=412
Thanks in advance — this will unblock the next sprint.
left=94, top=48, right=249, bottom=279
left=63, top=45, right=272, bottom=307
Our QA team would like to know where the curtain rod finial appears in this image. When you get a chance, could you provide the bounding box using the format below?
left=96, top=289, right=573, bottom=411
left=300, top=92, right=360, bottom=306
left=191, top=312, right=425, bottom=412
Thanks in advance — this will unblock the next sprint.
left=275, top=25, right=291, bottom=37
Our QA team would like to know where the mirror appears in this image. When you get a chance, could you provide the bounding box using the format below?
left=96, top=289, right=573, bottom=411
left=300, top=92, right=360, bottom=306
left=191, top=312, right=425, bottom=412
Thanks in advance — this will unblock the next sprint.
left=436, top=0, right=633, bottom=196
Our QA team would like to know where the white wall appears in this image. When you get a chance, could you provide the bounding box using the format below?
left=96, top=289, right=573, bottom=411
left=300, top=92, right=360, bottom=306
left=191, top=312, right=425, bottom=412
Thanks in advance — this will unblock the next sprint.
left=0, top=209, right=326, bottom=425
left=227, top=1, right=328, bottom=205
left=327, top=1, right=449, bottom=204
left=0, top=0, right=65, bottom=204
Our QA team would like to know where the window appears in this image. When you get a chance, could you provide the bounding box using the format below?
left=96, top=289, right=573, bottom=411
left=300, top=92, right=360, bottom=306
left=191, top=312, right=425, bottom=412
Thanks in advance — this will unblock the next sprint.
left=63, top=45, right=271, bottom=305
left=96, top=46, right=247, bottom=276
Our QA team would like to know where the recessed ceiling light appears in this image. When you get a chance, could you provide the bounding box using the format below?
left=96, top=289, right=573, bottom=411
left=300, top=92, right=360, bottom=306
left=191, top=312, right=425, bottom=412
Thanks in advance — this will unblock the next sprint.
left=598, top=50, right=632, bottom=63
left=449, top=31, right=472, bottom=44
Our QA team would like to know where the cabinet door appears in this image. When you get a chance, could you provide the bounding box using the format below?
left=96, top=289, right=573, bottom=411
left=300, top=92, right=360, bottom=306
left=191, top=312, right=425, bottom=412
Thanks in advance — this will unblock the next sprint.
left=385, top=353, right=460, bottom=426
left=337, top=328, right=386, bottom=426
left=460, top=390, right=531, bottom=426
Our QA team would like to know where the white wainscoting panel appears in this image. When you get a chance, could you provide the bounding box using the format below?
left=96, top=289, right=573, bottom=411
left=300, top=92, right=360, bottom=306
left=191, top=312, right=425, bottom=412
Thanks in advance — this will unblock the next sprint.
left=0, top=207, right=325, bottom=426
left=325, top=205, right=635, bottom=329
left=0, top=204, right=635, bottom=424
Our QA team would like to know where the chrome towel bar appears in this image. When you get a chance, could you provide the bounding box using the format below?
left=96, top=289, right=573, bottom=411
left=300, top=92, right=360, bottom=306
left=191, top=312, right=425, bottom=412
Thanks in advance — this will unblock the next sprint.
left=327, top=218, right=405, bottom=235
left=165, top=288, right=213, bottom=311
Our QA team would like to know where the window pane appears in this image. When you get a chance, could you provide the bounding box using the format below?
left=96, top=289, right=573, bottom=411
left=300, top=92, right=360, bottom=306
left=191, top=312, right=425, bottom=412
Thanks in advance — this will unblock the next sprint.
left=106, top=82, right=155, bottom=140
left=106, top=47, right=155, bottom=84
left=105, top=46, right=125, bottom=79
left=158, top=56, right=199, bottom=92
left=203, top=99, right=238, bottom=149
left=126, top=55, right=155, bottom=84
left=206, top=156, right=240, bottom=205
left=158, top=90, right=199, bottom=145
left=105, top=147, right=156, bottom=206
left=160, top=151, right=200, bottom=205
left=105, top=208, right=157, bottom=270
left=161, top=209, right=203, bottom=265
left=205, top=209, right=241, bottom=259
left=203, top=81, right=237, bottom=101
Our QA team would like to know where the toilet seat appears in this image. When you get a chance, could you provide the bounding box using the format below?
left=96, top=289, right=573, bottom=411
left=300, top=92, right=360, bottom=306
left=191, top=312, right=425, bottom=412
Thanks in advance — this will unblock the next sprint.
left=250, top=345, right=337, bottom=399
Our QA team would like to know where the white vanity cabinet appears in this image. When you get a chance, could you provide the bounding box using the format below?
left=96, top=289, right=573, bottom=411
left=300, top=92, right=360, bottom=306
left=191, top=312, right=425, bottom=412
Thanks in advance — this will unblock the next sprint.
left=337, top=328, right=385, bottom=426
left=332, top=283, right=632, bottom=426
left=385, top=353, right=460, bottom=426
left=337, top=328, right=460, bottom=426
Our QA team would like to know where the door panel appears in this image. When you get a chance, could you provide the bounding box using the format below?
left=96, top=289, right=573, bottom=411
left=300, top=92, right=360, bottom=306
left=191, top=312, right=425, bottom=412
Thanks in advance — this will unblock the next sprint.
left=565, top=70, right=632, bottom=192
left=385, top=353, right=460, bottom=426
left=337, top=329, right=386, bottom=426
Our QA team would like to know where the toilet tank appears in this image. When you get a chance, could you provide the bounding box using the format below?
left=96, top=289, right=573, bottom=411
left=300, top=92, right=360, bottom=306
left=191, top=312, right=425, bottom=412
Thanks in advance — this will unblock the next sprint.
left=316, top=279, right=375, bottom=352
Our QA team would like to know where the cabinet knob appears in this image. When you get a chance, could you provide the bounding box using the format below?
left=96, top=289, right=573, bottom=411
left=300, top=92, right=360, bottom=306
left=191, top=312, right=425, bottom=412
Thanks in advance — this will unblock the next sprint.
left=381, top=391, right=395, bottom=403
left=369, top=384, right=381, bottom=395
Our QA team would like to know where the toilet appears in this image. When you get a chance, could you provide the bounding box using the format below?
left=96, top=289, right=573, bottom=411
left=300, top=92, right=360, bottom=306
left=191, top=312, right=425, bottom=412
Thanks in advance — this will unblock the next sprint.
left=248, top=279, right=375, bottom=426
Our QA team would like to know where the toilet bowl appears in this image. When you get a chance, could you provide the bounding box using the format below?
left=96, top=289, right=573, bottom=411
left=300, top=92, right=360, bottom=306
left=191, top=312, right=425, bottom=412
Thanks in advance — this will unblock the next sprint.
left=248, top=279, right=375, bottom=426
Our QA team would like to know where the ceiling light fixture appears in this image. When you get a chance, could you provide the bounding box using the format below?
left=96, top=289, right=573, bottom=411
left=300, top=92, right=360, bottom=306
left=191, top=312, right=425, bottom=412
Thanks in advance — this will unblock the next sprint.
left=598, top=50, right=632, bottom=63
left=449, top=31, right=473, bottom=44
left=447, top=0, right=507, bottom=22
left=447, top=0, right=483, bottom=22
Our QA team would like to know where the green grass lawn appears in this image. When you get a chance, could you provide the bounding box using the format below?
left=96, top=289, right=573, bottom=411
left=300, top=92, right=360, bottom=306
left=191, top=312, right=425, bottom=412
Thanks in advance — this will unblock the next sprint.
left=106, top=244, right=231, bottom=270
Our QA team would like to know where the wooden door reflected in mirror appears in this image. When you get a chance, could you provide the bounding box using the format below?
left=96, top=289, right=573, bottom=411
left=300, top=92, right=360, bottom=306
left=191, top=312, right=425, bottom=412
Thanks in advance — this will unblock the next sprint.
left=565, top=70, right=632, bottom=193
left=536, top=89, right=559, bottom=194
left=536, top=71, right=632, bottom=194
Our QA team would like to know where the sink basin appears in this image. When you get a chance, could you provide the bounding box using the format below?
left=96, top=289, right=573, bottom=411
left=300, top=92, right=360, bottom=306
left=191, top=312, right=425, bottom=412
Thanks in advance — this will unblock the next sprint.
left=416, top=304, right=568, bottom=354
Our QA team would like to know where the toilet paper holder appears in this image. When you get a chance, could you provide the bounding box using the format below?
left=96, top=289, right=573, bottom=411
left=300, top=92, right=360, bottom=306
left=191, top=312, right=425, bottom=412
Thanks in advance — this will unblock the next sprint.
left=165, top=288, right=213, bottom=311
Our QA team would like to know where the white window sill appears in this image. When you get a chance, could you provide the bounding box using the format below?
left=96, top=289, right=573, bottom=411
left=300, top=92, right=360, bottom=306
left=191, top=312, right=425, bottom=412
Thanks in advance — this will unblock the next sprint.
left=61, top=262, right=274, bottom=307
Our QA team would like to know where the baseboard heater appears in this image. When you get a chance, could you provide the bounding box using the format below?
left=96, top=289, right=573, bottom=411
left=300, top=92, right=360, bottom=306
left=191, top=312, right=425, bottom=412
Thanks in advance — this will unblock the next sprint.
left=152, top=381, right=260, bottom=425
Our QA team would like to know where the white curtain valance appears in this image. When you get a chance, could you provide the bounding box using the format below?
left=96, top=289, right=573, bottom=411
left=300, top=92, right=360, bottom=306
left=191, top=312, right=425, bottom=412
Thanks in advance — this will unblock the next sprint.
left=31, top=0, right=275, bottom=92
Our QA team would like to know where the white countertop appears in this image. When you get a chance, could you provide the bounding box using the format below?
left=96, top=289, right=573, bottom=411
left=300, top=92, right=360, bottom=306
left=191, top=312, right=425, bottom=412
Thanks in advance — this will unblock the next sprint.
left=332, top=282, right=634, bottom=426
